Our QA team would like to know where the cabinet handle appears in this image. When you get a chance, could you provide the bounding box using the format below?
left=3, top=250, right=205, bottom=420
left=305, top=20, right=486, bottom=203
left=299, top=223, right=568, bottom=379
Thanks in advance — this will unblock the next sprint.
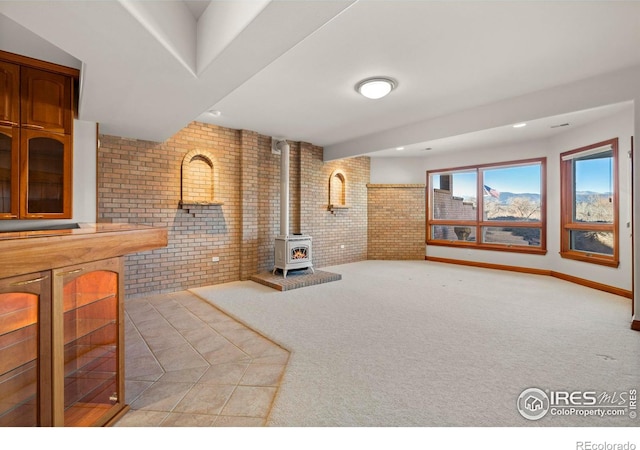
left=0, top=120, right=18, bottom=127
left=56, top=268, right=84, bottom=277
left=22, top=123, right=45, bottom=130
left=11, top=275, right=49, bottom=286
left=25, top=214, right=45, bottom=218
left=0, top=214, right=18, bottom=218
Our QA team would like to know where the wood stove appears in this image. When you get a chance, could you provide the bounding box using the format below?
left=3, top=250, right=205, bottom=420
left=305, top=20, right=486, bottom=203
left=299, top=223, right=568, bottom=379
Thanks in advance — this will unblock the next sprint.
left=273, top=234, right=314, bottom=278
left=271, top=138, right=314, bottom=278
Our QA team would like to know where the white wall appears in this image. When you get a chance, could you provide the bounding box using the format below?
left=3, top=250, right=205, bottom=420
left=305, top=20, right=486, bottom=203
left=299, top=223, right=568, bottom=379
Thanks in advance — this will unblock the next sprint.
left=547, top=109, right=633, bottom=291
left=0, top=119, right=97, bottom=232
left=370, top=157, right=430, bottom=184
left=370, top=109, right=634, bottom=292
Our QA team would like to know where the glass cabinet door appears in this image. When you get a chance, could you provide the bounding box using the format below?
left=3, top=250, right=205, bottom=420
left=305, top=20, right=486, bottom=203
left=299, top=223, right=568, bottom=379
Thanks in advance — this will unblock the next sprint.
left=0, top=272, right=51, bottom=427
left=21, top=129, right=71, bottom=219
left=54, top=258, right=123, bottom=427
left=0, top=126, right=19, bottom=219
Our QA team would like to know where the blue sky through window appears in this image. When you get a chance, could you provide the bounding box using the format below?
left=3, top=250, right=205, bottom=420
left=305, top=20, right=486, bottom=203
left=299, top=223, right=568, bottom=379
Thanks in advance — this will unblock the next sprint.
left=575, top=157, right=613, bottom=194
left=431, top=158, right=611, bottom=199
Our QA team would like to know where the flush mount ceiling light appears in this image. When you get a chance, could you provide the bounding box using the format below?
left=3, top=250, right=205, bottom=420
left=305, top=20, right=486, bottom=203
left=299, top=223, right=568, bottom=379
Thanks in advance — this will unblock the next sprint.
left=355, top=77, right=397, bottom=99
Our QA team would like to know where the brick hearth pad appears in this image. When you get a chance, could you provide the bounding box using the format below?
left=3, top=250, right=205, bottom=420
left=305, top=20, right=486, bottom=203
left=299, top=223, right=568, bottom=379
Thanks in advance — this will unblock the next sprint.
left=250, top=269, right=341, bottom=291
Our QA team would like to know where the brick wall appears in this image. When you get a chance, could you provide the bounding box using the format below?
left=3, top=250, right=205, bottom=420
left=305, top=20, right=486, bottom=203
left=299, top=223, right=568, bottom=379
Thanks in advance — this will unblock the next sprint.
left=367, top=184, right=425, bottom=260
left=300, top=143, right=369, bottom=268
left=98, top=122, right=369, bottom=296
left=431, top=189, right=477, bottom=240
left=98, top=123, right=242, bottom=296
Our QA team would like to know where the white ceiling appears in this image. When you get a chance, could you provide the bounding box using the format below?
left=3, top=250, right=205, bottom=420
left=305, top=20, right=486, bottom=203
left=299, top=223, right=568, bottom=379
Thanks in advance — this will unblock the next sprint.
left=1, top=1, right=639, bottom=160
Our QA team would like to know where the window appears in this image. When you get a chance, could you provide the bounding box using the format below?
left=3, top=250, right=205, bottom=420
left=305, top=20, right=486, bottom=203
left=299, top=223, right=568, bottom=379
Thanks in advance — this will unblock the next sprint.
left=560, top=139, right=618, bottom=267
left=427, top=158, right=546, bottom=254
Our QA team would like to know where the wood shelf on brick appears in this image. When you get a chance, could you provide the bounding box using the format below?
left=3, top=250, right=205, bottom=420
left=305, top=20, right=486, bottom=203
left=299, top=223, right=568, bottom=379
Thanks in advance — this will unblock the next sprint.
left=179, top=200, right=224, bottom=207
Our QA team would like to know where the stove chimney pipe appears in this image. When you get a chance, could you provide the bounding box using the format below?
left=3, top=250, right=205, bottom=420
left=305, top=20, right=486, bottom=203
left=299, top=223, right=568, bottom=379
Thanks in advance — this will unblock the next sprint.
left=274, top=139, right=290, bottom=237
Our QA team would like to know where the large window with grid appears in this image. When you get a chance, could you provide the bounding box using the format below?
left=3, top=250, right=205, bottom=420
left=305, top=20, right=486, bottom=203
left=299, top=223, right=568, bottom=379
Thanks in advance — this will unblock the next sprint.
left=560, top=139, right=618, bottom=267
left=427, top=158, right=546, bottom=254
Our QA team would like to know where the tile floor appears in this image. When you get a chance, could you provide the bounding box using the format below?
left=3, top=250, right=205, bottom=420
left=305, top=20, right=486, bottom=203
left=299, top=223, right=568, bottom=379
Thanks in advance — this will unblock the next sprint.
left=114, top=290, right=289, bottom=427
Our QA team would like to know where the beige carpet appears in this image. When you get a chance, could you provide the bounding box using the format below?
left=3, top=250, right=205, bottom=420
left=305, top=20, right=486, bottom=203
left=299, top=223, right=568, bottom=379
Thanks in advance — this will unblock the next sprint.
left=190, top=260, right=639, bottom=427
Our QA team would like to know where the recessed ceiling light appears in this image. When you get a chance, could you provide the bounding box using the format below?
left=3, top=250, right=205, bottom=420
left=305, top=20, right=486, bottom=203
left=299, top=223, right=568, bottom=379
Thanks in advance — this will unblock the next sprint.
left=513, top=123, right=527, bottom=128
left=207, top=110, right=221, bottom=117
left=355, top=77, right=397, bottom=99
left=395, top=146, right=405, bottom=151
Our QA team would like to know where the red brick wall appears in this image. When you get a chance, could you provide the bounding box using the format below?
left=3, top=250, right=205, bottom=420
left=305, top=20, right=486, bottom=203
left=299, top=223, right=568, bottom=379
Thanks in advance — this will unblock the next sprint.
left=367, top=184, right=425, bottom=260
left=97, top=122, right=369, bottom=296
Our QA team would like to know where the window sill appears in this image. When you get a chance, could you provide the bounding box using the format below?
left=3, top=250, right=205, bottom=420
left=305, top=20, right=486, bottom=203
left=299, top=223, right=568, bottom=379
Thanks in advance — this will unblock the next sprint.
left=559, top=251, right=619, bottom=268
left=427, top=240, right=547, bottom=255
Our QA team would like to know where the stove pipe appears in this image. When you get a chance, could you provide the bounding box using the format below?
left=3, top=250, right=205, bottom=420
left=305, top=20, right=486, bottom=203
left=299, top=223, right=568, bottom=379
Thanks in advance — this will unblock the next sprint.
left=274, top=139, right=290, bottom=237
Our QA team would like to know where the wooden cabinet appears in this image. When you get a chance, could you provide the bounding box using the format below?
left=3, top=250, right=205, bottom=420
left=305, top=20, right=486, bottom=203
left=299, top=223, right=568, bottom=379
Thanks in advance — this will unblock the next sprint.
left=20, top=129, right=72, bottom=219
left=21, top=67, right=72, bottom=134
left=0, top=125, right=19, bottom=219
left=0, top=271, right=51, bottom=426
left=0, top=61, right=20, bottom=127
left=53, top=258, right=125, bottom=426
left=0, top=51, right=76, bottom=220
left=0, top=223, right=168, bottom=427
left=0, top=258, right=126, bottom=427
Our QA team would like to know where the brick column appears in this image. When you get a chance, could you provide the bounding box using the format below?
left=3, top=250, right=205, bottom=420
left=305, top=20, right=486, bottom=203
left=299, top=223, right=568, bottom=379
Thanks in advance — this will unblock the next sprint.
left=367, top=184, right=426, bottom=260
left=240, top=130, right=259, bottom=280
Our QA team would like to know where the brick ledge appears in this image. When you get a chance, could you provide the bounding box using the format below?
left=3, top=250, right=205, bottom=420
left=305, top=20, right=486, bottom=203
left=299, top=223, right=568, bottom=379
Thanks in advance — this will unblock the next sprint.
left=366, top=184, right=425, bottom=188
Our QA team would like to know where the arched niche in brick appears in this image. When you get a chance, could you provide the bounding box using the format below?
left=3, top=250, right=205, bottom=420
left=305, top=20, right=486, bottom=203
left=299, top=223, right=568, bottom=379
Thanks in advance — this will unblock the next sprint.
left=180, top=149, right=222, bottom=206
left=329, top=169, right=349, bottom=213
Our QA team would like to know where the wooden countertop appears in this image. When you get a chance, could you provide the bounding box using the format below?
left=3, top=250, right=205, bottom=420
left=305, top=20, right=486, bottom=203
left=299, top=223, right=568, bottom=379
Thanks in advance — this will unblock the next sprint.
left=0, top=223, right=168, bottom=279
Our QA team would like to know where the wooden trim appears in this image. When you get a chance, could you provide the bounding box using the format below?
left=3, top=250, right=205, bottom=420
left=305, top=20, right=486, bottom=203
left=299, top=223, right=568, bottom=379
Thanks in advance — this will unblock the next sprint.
left=425, top=156, right=547, bottom=176
left=426, top=256, right=551, bottom=276
left=103, top=405, right=130, bottom=427
left=631, top=320, right=640, bottom=332
left=428, top=219, right=478, bottom=226
left=426, top=240, right=547, bottom=255
left=551, top=270, right=632, bottom=298
left=96, top=123, right=100, bottom=222
left=559, top=249, right=620, bottom=268
left=630, top=136, right=634, bottom=316
left=425, top=256, right=632, bottom=298
left=51, top=264, right=64, bottom=426
left=560, top=138, right=619, bottom=266
left=116, top=256, right=126, bottom=425
left=477, top=220, right=543, bottom=228
left=0, top=50, right=79, bottom=79
left=0, top=125, right=20, bottom=219
left=563, top=222, right=615, bottom=231
left=426, top=157, right=546, bottom=252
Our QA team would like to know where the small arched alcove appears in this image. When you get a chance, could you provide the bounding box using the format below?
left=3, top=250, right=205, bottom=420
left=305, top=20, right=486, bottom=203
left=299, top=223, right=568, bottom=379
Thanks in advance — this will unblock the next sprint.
left=180, top=149, right=222, bottom=206
left=329, top=169, right=349, bottom=213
